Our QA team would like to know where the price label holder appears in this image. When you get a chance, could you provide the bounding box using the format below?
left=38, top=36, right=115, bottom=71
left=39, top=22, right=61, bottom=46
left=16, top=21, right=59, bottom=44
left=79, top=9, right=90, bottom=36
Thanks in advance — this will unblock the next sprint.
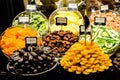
left=115, top=0, right=120, bottom=3
left=94, top=17, right=106, bottom=25
left=25, top=37, right=37, bottom=47
left=56, top=17, right=67, bottom=26
left=26, top=4, right=36, bottom=12
left=100, top=5, right=109, bottom=12
left=18, top=16, right=30, bottom=24
left=79, top=25, right=85, bottom=35
left=68, top=3, right=78, bottom=11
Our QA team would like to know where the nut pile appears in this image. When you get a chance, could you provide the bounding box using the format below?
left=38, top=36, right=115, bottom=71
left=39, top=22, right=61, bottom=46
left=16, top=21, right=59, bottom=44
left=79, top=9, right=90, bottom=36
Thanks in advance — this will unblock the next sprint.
left=60, top=40, right=112, bottom=75
left=8, top=46, right=56, bottom=74
left=113, top=53, right=120, bottom=70
left=43, top=30, right=78, bottom=57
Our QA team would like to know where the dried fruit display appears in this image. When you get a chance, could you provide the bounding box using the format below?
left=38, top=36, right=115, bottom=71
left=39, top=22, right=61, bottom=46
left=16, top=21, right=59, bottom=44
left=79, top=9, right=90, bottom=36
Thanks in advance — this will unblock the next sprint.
left=7, top=46, right=57, bottom=75
left=49, top=7, right=84, bottom=35
left=43, top=30, right=78, bottom=57
left=90, top=10, right=120, bottom=32
left=0, top=26, right=41, bottom=57
left=60, top=40, right=112, bottom=75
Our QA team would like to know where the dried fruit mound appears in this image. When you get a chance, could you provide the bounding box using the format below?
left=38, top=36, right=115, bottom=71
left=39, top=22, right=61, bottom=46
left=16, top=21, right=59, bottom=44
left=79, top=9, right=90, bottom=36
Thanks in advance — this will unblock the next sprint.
left=0, top=27, right=41, bottom=57
left=60, top=40, right=112, bottom=75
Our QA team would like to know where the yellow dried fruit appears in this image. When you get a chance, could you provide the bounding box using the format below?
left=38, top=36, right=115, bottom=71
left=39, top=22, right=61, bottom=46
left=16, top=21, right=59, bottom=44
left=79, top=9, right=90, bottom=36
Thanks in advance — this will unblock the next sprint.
left=60, top=40, right=112, bottom=75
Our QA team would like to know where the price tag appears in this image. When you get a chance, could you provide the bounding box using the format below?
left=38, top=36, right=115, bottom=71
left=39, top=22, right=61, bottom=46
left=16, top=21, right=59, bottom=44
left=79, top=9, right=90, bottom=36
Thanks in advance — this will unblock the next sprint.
left=115, top=0, right=120, bottom=3
left=79, top=25, right=85, bottom=35
left=94, top=17, right=106, bottom=25
left=86, top=27, right=92, bottom=35
left=25, top=37, right=37, bottom=46
left=68, top=3, right=78, bottom=11
left=56, top=17, right=67, bottom=25
left=26, top=4, right=36, bottom=11
left=100, top=5, right=109, bottom=12
left=18, top=16, right=30, bottom=24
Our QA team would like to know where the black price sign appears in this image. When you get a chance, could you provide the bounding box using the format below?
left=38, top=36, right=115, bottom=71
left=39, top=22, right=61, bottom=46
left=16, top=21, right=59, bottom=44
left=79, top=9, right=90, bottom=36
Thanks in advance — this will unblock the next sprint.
left=18, top=16, right=30, bottom=24
left=56, top=17, right=67, bottom=25
left=79, top=25, right=85, bottom=35
left=86, top=27, right=92, bottom=35
left=100, top=5, right=109, bottom=12
left=25, top=37, right=37, bottom=46
left=68, top=3, right=78, bottom=11
left=94, top=17, right=106, bottom=25
left=26, top=4, right=36, bottom=11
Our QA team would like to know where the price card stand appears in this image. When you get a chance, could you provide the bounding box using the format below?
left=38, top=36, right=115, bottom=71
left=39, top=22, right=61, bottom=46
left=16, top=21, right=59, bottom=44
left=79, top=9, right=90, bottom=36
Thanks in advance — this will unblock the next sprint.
left=100, top=5, right=109, bottom=13
left=26, top=4, right=37, bottom=12
left=79, top=25, right=92, bottom=45
left=25, top=37, right=37, bottom=47
left=94, top=17, right=106, bottom=26
left=94, top=17, right=106, bottom=29
left=68, top=3, right=78, bottom=11
left=18, top=16, right=30, bottom=25
left=56, top=17, right=67, bottom=30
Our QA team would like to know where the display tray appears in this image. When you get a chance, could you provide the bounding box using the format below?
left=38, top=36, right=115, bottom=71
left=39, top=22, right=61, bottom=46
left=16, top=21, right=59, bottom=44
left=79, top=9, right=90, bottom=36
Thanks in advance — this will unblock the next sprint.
left=0, top=51, right=120, bottom=80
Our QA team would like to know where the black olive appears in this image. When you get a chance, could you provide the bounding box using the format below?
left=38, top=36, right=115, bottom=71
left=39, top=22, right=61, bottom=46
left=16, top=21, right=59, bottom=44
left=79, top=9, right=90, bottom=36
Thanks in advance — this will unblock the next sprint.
left=30, top=52, right=37, bottom=57
left=43, top=64, right=47, bottom=67
left=37, top=66, right=41, bottom=69
left=33, top=69, right=37, bottom=73
left=24, top=60, right=29, bottom=64
left=27, top=71, right=30, bottom=74
left=41, top=54, right=47, bottom=58
left=38, top=56, right=43, bottom=60
left=47, top=57, right=52, bottom=60
left=28, top=53, right=33, bottom=60
left=20, top=64, right=25, bottom=68
left=18, top=58, right=24, bottom=63
left=14, top=62, right=18, bottom=66
left=24, top=52, right=28, bottom=57
left=30, top=67, right=34, bottom=70
left=26, top=64, right=30, bottom=68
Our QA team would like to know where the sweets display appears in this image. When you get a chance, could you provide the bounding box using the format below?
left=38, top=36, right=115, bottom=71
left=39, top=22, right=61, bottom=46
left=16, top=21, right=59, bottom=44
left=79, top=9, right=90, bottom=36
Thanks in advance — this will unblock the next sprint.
left=7, top=46, right=57, bottom=75
left=80, top=25, right=120, bottom=55
left=12, top=11, right=48, bottom=36
left=60, top=40, right=112, bottom=75
left=0, top=26, right=41, bottom=57
left=49, top=7, right=84, bottom=35
left=90, top=10, right=120, bottom=32
left=43, top=30, right=79, bottom=57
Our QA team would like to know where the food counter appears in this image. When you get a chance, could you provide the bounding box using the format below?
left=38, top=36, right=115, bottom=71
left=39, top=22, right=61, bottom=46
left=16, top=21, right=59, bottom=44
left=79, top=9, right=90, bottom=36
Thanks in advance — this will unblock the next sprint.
left=0, top=0, right=120, bottom=80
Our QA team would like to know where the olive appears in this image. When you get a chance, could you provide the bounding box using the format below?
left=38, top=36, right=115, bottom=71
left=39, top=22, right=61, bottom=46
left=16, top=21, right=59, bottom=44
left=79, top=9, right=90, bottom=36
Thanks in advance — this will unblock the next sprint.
left=30, top=52, right=37, bottom=57
left=41, top=54, right=47, bottom=58
left=33, top=69, right=37, bottom=73
left=38, top=56, right=43, bottom=60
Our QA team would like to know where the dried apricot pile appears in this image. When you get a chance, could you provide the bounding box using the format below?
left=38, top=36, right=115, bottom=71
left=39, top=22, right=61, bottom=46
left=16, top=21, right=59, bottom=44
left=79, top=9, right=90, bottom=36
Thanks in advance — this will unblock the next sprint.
left=60, top=40, right=112, bottom=75
left=0, top=26, right=41, bottom=57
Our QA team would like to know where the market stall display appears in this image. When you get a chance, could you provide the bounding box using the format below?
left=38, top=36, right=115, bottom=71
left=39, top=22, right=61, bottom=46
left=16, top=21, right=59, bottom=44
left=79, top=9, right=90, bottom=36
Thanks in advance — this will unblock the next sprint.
left=90, top=10, right=120, bottom=32
left=0, top=26, right=41, bottom=57
left=12, top=11, right=48, bottom=36
left=60, top=40, right=112, bottom=75
left=49, top=7, right=84, bottom=35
